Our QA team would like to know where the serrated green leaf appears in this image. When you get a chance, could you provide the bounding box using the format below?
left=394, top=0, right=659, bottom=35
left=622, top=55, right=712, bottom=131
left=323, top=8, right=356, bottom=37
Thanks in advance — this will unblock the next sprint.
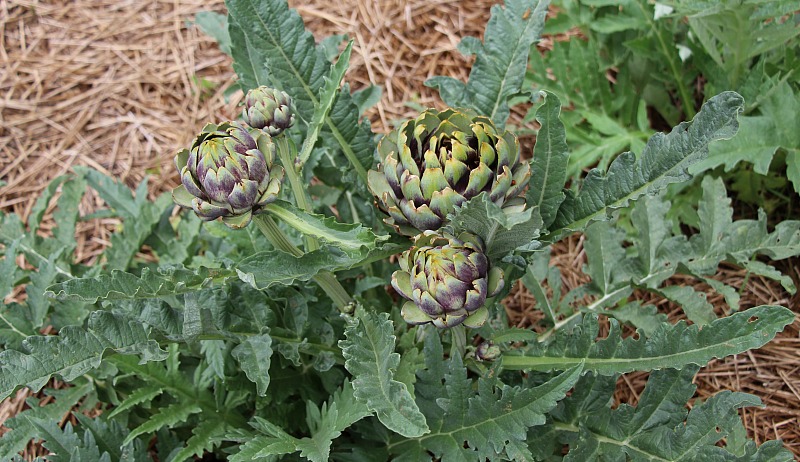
left=390, top=355, right=582, bottom=461
left=0, top=381, right=93, bottom=459
left=658, top=285, right=716, bottom=325
left=297, top=41, right=353, bottom=168
left=170, top=419, right=227, bottom=462
left=107, top=385, right=164, bottom=419
left=123, top=401, right=202, bottom=446
left=232, top=333, right=273, bottom=396
left=0, top=311, right=168, bottom=400
left=339, top=308, right=428, bottom=438
left=502, top=305, right=793, bottom=374
left=548, top=92, right=744, bottom=240
left=265, top=201, right=387, bottom=256
left=550, top=365, right=795, bottom=460
left=691, top=82, right=800, bottom=189
left=25, top=418, right=82, bottom=462
left=447, top=193, right=543, bottom=260
left=295, top=380, right=370, bottom=462
left=236, top=241, right=404, bottom=290
left=230, top=381, right=369, bottom=462
left=426, top=0, right=550, bottom=128
left=226, top=0, right=374, bottom=181
left=45, top=266, right=229, bottom=303
left=527, top=91, right=569, bottom=229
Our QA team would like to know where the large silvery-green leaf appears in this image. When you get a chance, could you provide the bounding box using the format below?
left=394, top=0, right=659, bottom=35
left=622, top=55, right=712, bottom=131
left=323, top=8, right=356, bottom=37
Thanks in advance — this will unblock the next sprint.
left=45, top=266, right=229, bottom=303
left=690, top=82, right=800, bottom=195
left=389, top=335, right=582, bottom=461
left=548, top=91, right=744, bottom=240
left=546, top=367, right=795, bottom=461
left=231, top=333, right=273, bottom=396
left=527, top=91, right=570, bottom=229
left=236, top=241, right=403, bottom=290
left=0, top=312, right=168, bottom=400
left=426, top=0, right=550, bottom=128
left=501, top=305, right=793, bottom=374
left=226, top=0, right=374, bottom=179
left=339, top=308, right=428, bottom=438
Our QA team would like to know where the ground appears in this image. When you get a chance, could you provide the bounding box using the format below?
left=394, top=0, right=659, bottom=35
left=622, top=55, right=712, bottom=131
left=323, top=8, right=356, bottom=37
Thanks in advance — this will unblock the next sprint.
left=1, top=0, right=798, bottom=458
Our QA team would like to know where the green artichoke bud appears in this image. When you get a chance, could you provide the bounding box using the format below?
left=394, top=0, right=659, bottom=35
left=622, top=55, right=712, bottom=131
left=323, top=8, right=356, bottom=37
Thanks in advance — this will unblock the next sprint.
left=475, top=341, right=501, bottom=361
left=172, top=122, right=284, bottom=229
left=242, top=86, right=295, bottom=136
left=391, top=231, right=504, bottom=329
left=368, top=108, right=530, bottom=236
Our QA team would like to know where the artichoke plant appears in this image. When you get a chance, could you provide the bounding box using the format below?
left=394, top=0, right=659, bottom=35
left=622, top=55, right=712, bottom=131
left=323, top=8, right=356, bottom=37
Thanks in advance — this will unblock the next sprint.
left=172, top=122, right=284, bottom=229
left=368, top=109, right=530, bottom=236
left=391, top=231, right=504, bottom=328
left=242, top=86, right=296, bottom=136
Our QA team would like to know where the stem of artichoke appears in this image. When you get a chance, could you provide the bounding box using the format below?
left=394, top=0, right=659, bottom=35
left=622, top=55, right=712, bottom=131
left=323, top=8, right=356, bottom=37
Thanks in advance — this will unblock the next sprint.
left=450, top=324, right=467, bottom=358
left=276, top=135, right=320, bottom=252
left=253, top=214, right=352, bottom=309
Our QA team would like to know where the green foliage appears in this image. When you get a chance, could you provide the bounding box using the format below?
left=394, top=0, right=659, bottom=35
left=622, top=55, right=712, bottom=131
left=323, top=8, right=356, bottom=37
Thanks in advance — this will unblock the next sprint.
left=426, top=0, right=550, bottom=129
left=540, top=366, right=795, bottom=461
left=389, top=335, right=583, bottom=461
left=1, top=0, right=796, bottom=460
left=339, top=307, right=428, bottom=438
left=548, top=91, right=744, bottom=240
left=502, top=305, right=793, bottom=373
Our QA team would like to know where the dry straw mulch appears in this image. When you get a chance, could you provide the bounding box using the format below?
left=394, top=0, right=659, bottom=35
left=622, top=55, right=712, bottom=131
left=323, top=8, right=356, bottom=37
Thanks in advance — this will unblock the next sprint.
left=1, top=0, right=798, bottom=458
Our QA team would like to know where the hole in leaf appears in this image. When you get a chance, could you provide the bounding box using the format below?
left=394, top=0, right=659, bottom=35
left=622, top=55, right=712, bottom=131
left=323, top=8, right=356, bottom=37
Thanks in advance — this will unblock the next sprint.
left=748, top=316, right=759, bottom=323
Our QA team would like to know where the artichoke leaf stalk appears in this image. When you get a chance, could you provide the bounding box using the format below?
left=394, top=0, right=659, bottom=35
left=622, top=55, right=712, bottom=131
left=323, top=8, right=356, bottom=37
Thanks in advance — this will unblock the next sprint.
left=242, top=86, right=319, bottom=252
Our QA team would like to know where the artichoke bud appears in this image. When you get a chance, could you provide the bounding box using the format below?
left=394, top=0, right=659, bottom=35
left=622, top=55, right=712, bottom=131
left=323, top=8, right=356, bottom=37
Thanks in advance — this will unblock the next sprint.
left=475, top=341, right=501, bottom=361
left=242, top=86, right=296, bottom=136
left=391, top=231, right=504, bottom=329
left=172, top=122, right=285, bottom=229
left=368, top=108, right=531, bottom=236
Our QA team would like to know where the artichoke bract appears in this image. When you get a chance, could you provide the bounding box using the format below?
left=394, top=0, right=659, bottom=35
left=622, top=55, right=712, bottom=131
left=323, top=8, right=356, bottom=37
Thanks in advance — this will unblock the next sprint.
left=172, top=122, right=284, bottom=229
left=391, top=231, right=504, bottom=329
left=368, top=109, right=530, bottom=236
left=242, top=86, right=295, bottom=136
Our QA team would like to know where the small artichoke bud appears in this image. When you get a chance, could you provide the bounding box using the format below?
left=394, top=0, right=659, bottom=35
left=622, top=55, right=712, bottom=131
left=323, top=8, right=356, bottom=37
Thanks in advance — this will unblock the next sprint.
left=172, top=122, right=284, bottom=229
left=475, top=341, right=501, bottom=361
left=391, top=231, right=505, bottom=329
left=242, top=86, right=295, bottom=136
left=368, top=108, right=530, bottom=236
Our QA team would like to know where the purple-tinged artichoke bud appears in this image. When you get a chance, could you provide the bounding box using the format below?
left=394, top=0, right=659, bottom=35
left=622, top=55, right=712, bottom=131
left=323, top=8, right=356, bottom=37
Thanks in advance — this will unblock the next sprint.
left=391, top=231, right=504, bottom=329
left=172, top=122, right=284, bottom=229
left=368, top=108, right=530, bottom=236
left=475, top=341, right=501, bottom=361
left=242, top=86, right=295, bottom=136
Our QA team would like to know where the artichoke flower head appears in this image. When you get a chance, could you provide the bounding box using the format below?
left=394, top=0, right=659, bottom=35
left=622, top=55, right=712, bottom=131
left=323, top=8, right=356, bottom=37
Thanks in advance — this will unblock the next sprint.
left=242, top=86, right=296, bottom=136
left=172, top=122, right=284, bottom=229
left=369, top=109, right=530, bottom=236
left=391, top=231, right=504, bottom=329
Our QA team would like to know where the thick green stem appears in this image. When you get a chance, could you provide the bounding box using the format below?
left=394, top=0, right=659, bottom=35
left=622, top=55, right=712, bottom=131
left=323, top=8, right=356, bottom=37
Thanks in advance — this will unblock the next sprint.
left=276, top=136, right=319, bottom=252
left=450, top=324, right=467, bottom=359
left=253, top=214, right=352, bottom=309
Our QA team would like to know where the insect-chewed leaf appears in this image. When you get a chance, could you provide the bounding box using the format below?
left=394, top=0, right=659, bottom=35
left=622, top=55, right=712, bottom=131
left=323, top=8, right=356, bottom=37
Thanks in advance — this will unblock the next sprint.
left=547, top=91, right=744, bottom=241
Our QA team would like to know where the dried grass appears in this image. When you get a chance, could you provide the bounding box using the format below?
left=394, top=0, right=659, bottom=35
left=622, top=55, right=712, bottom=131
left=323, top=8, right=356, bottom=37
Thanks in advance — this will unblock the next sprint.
left=1, top=0, right=797, bottom=458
